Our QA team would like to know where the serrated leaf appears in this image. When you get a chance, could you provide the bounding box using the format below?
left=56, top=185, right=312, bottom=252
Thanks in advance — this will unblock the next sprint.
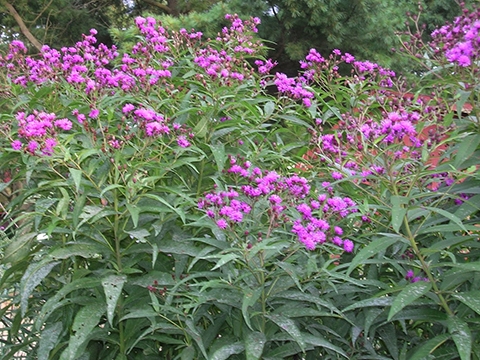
left=448, top=315, right=472, bottom=360
left=347, top=237, right=398, bottom=275
left=60, top=303, right=105, bottom=360
left=388, top=281, right=432, bottom=321
left=424, top=206, right=467, bottom=232
left=245, top=331, right=266, bottom=360
left=266, top=314, right=305, bottom=351
left=210, top=342, right=245, bottom=360
left=125, top=228, right=150, bottom=242
left=102, top=275, right=127, bottom=326
left=391, top=195, right=408, bottom=232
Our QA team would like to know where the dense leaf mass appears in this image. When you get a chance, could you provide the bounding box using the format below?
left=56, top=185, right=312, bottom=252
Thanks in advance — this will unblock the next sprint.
left=0, top=4, right=479, bottom=360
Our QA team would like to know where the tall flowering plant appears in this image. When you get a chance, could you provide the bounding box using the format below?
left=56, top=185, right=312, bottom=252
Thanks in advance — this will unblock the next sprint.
left=0, top=5, right=479, bottom=360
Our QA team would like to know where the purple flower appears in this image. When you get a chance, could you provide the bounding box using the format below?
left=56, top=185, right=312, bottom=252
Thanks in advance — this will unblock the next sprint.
left=27, top=140, right=38, bottom=152
left=123, top=104, right=135, bottom=113
left=217, top=218, right=228, bottom=229
left=343, top=239, right=354, bottom=252
left=54, top=118, right=72, bottom=131
left=177, top=136, right=191, bottom=148
left=89, top=109, right=99, bottom=118
left=11, top=140, right=22, bottom=150
left=331, top=171, right=343, bottom=180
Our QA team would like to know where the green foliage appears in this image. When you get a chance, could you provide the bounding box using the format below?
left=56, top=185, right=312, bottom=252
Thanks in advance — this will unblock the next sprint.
left=1, top=6, right=480, bottom=360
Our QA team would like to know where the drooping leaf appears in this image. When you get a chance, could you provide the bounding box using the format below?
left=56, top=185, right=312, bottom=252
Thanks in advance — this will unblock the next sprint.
left=36, top=277, right=101, bottom=329
left=69, top=168, right=83, bottom=193
left=408, top=333, right=450, bottom=360
left=302, top=333, right=348, bottom=358
left=245, top=331, right=266, bottom=360
left=242, top=287, right=262, bottom=331
left=453, top=291, right=480, bottom=316
left=266, top=314, right=305, bottom=351
left=388, top=281, right=432, bottom=321
left=59, top=302, right=105, bottom=360
left=210, top=342, right=245, bottom=360
left=37, top=322, right=63, bottom=360
left=102, top=274, right=127, bottom=326
left=347, top=236, right=399, bottom=275
left=20, top=260, right=60, bottom=316
left=448, top=315, right=472, bottom=360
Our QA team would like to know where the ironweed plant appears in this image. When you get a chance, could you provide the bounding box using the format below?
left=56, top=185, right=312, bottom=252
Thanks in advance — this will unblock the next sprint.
left=0, top=5, right=479, bottom=360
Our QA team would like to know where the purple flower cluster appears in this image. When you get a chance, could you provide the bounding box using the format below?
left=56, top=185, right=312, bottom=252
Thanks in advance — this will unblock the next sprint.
left=291, top=194, right=356, bottom=252
left=431, top=6, right=480, bottom=68
left=0, top=13, right=271, bottom=99
left=307, top=94, right=461, bottom=193
left=405, top=269, right=429, bottom=283
left=11, top=110, right=72, bottom=155
left=274, top=73, right=314, bottom=107
left=198, top=157, right=357, bottom=252
left=192, top=14, right=265, bottom=84
left=122, top=104, right=193, bottom=148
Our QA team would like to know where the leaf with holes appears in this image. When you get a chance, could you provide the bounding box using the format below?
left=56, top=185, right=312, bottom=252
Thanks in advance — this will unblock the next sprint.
left=102, top=274, right=127, bottom=326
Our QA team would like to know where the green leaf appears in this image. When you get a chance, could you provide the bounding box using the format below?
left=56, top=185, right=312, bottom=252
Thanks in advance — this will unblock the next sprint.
left=391, top=195, right=408, bottom=233
left=100, top=184, right=125, bottom=198
left=209, top=143, right=226, bottom=173
left=210, top=342, right=245, bottom=360
left=266, top=314, right=305, bottom=351
left=36, top=277, right=101, bottom=329
left=408, top=333, right=450, bottom=360
left=388, top=281, right=432, bottom=321
left=180, top=346, right=196, bottom=360
left=185, top=319, right=208, bottom=359
left=448, top=315, right=472, bottom=360
left=37, top=322, right=63, bottom=360
left=211, top=253, right=240, bottom=270
left=125, top=228, right=150, bottom=242
left=20, top=260, right=60, bottom=316
left=2, top=232, right=36, bottom=264
left=126, top=203, right=140, bottom=228
left=60, top=303, right=105, bottom=360
left=453, top=134, right=480, bottom=169
left=452, top=291, right=480, bottom=316
left=242, top=287, right=262, bottom=331
left=423, top=206, right=468, bottom=232
left=245, top=331, right=266, bottom=360
left=102, top=274, right=127, bottom=327
left=302, top=333, right=348, bottom=358
left=347, top=236, right=399, bottom=275
left=56, top=187, right=70, bottom=218
left=69, top=168, right=83, bottom=193
left=344, top=297, right=393, bottom=312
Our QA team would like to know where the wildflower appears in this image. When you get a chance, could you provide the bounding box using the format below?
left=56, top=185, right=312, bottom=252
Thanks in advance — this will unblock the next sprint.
left=343, top=239, right=354, bottom=252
